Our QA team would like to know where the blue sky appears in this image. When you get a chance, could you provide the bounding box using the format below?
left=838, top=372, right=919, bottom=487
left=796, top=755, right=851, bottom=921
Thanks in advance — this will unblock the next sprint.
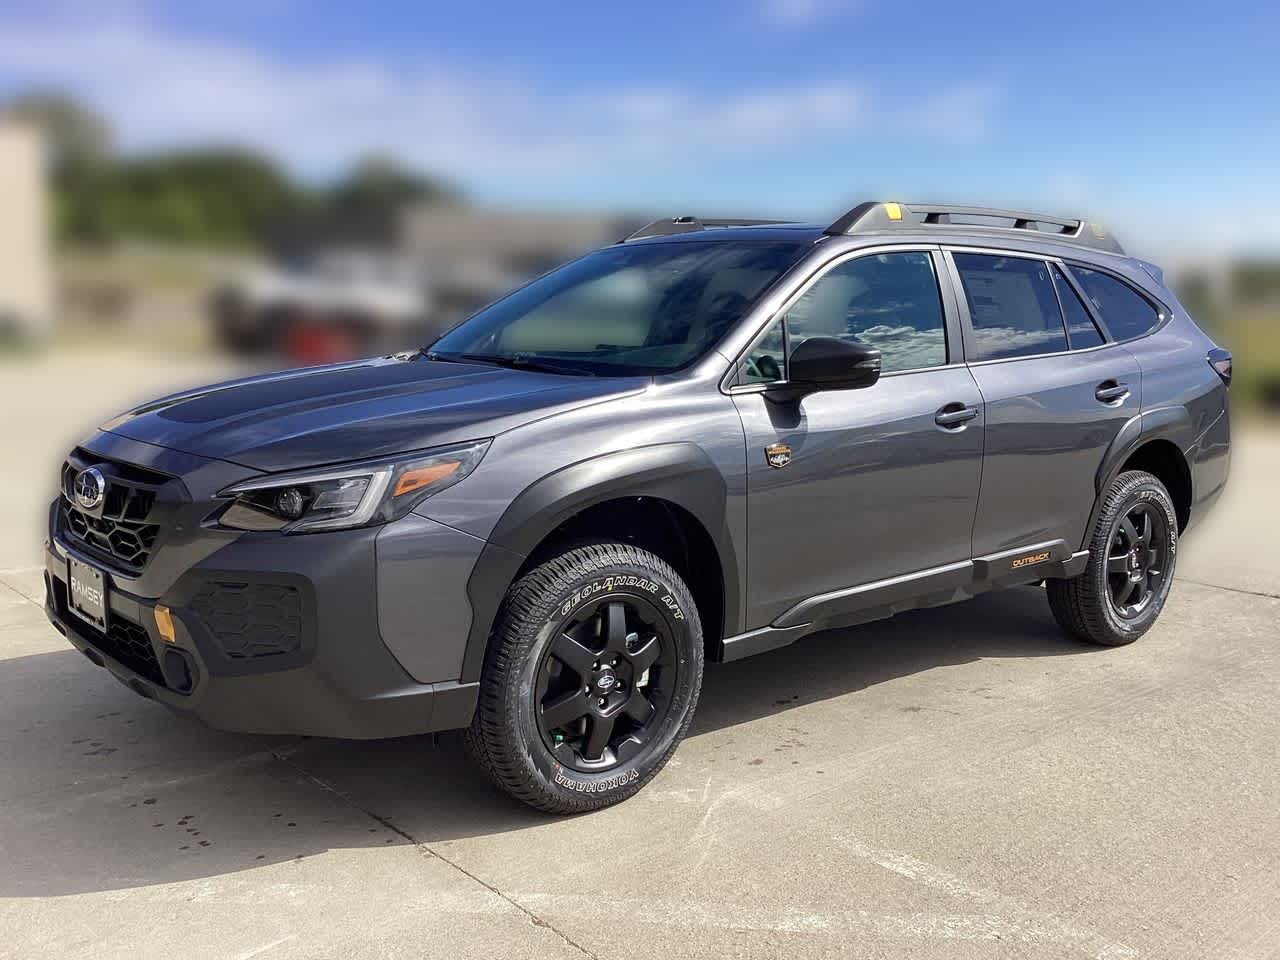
left=2, top=0, right=1278, bottom=255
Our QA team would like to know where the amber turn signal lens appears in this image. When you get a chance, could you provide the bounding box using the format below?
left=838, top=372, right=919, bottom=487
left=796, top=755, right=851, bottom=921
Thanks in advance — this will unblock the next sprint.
left=154, top=604, right=176, bottom=644
left=393, top=461, right=461, bottom=497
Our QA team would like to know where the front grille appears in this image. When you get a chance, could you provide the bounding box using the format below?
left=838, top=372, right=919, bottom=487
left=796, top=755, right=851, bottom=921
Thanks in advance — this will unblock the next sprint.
left=61, top=504, right=159, bottom=568
left=58, top=451, right=169, bottom=573
left=53, top=580, right=165, bottom=686
left=189, top=581, right=303, bottom=659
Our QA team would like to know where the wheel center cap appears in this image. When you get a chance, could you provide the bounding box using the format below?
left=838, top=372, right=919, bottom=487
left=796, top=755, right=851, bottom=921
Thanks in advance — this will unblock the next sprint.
left=594, top=670, right=617, bottom=693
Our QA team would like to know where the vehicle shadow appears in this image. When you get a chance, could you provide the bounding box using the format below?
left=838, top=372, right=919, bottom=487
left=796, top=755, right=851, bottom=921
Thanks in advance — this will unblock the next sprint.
left=1, top=585, right=1089, bottom=896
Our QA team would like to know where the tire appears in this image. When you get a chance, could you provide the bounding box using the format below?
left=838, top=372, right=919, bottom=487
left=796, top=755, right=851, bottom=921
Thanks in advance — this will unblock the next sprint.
left=465, top=542, right=704, bottom=813
left=1047, top=470, right=1179, bottom=646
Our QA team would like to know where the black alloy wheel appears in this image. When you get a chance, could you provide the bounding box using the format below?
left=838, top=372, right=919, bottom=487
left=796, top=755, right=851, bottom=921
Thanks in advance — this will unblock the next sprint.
left=466, top=542, right=703, bottom=813
left=534, top=594, right=676, bottom=771
left=1105, top=500, right=1170, bottom=619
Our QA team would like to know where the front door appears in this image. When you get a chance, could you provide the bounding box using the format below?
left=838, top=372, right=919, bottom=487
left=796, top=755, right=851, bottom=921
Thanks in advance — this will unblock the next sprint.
left=731, top=248, right=984, bottom=629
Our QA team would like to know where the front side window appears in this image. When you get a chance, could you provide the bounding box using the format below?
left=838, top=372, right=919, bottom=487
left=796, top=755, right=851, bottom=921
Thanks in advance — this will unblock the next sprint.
left=739, top=251, right=948, bottom=383
left=430, top=240, right=808, bottom=376
left=953, top=253, right=1068, bottom=361
left=1068, top=264, right=1162, bottom=341
left=1051, top=264, right=1105, bottom=349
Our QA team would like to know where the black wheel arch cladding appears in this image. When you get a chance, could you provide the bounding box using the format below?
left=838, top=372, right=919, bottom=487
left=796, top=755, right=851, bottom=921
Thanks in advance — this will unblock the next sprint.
left=1086, top=408, right=1195, bottom=548
left=460, top=442, right=740, bottom=683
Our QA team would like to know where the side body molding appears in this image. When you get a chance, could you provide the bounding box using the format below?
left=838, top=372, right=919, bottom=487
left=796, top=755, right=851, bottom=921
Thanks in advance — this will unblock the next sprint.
left=459, top=442, right=741, bottom=682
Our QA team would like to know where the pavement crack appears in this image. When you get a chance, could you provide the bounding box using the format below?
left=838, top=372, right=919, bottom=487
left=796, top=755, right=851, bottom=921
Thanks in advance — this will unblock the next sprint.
left=1176, top=576, right=1280, bottom=600
left=0, top=576, right=40, bottom=606
left=271, top=749, right=600, bottom=960
left=414, top=844, right=601, bottom=960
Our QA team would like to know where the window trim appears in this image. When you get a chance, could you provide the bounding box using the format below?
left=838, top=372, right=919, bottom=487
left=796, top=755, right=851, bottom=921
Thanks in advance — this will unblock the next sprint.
left=720, top=243, right=961, bottom=394
left=1048, top=261, right=1106, bottom=351
left=1061, top=259, right=1173, bottom=346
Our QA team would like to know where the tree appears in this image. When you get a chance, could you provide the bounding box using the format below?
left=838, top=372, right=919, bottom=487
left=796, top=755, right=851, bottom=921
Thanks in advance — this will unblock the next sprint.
left=47, top=146, right=307, bottom=248
left=101, top=148, right=309, bottom=247
left=3, top=90, right=111, bottom=176
left=329, top=152, right=456, bottom=221
left=3, top=92, right=460, bottom=249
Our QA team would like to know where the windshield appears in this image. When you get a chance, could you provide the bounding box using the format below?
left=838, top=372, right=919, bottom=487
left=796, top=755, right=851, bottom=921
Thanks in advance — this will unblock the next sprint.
left=428, top=240, right=809, bottom=376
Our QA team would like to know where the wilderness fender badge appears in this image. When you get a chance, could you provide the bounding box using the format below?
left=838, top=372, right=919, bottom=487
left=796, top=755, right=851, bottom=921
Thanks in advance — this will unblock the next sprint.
left=765, top=443, right=792, bottom=469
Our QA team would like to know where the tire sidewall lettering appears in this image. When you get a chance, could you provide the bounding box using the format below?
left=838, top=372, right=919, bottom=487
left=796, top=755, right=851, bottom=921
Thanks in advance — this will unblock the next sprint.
left=552, top=765, right=640, bottom=794
left=560, top=576, right=685, bottom=621
left=1104, top=484, right=1178, bottom=634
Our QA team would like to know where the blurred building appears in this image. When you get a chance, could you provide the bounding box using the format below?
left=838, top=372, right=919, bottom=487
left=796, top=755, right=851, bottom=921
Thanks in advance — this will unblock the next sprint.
left=0, top=123, right=53, bottom=338
left=402, top=207, right=638, bottom=328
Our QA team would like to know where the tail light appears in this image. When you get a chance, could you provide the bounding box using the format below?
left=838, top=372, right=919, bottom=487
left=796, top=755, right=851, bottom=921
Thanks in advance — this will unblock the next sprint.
left=1208, top=348, right=1232, bottom=386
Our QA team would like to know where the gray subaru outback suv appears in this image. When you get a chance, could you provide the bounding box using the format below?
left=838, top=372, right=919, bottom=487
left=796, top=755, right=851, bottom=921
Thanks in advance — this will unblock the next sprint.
left=45, top=201, right=1232, bottom=812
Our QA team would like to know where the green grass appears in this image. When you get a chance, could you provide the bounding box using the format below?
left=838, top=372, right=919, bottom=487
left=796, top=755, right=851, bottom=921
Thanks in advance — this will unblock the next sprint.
left=1201, top=308, right=1280, bottom=411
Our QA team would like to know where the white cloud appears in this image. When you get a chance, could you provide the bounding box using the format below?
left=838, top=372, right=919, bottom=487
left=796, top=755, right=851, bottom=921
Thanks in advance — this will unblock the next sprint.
left=0, top=18, right=999, bottom=191
left=0, top=20, right=874, bottom=180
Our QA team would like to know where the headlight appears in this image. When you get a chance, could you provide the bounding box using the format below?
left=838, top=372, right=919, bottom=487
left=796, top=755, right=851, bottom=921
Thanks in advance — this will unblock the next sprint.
left=215, top=439, right=490, bottom=533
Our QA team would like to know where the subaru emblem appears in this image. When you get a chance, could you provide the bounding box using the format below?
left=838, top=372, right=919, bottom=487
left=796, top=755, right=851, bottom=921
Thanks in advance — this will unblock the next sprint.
left=74, top=467, right=106, bottom=510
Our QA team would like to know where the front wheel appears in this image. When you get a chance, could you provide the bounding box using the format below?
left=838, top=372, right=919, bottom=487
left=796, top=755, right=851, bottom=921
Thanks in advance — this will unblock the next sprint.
left=1047, top=470, right=1179, bottom=646
left=465, top=543, right=703, bottom=813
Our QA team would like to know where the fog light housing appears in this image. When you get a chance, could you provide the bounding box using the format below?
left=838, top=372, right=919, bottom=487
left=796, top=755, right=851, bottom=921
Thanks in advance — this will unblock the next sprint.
left=162, top=648, right=195, bottom=694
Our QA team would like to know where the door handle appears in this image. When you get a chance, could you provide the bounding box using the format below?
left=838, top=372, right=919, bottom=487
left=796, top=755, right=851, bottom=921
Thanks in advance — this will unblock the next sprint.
left=1095, top=380, right=1130, bottom=403
left=935, top=403, right=980, bottom=428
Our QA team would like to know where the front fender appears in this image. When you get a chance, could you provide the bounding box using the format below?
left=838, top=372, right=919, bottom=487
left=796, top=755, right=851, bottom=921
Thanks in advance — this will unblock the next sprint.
left=459, top=442, right=740, bottom=682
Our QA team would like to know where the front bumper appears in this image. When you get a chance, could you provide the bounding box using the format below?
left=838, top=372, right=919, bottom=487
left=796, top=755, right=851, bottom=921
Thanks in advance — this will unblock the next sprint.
left=44, top=522, right=480, bottom=740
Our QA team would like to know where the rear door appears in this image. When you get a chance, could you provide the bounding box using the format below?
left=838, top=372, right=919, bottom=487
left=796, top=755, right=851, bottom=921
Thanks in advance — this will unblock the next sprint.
left=946, top=249, right=1141, bottom=557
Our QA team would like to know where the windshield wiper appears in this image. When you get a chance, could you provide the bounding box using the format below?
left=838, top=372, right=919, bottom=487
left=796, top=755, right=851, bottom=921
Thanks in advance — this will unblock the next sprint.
left=420, top=350, right=469, bottom=364
left=457, top=353, right=595, bottom=377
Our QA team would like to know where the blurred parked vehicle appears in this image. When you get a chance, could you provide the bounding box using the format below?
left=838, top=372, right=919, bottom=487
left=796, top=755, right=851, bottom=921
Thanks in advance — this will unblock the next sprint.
left=209, top=209, right=643, bottom=364
left=209, top=249, right=432, bottom=363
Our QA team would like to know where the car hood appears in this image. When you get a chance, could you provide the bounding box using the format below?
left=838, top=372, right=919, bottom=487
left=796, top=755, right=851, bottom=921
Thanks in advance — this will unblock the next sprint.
left=103, top=356, right=646, bottom=473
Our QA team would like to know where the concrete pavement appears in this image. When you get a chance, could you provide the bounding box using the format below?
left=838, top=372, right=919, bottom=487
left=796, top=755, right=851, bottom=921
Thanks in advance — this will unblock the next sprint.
left=1, top=351, right=1277, bottom=959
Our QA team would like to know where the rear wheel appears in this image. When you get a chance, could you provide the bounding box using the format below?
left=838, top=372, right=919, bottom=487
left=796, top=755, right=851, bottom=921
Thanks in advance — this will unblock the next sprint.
left=1047, top=470, right=1178, bottom=646
left=466, top=542, right=703, bottom=813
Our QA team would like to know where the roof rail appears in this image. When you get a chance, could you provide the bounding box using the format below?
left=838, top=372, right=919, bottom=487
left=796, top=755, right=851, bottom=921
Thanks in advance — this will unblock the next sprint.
left=622, top=216, right=796, bottom=242
left=824, top=201, right=1125, bottom=255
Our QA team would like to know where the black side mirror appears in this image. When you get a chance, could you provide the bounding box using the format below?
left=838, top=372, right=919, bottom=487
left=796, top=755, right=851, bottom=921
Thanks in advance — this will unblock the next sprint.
left=784, top=336, right=882, bottom=395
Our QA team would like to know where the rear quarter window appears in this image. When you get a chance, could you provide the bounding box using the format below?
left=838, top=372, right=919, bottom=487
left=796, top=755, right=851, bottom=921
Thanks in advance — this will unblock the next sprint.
left=1068, top=265, right=1162, bottom=341
left=1050, top=264, right=1105, bottom=349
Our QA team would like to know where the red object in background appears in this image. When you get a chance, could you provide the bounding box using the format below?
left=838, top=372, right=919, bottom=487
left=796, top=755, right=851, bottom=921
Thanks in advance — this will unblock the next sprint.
left=284, top=320, right=361, bottom=364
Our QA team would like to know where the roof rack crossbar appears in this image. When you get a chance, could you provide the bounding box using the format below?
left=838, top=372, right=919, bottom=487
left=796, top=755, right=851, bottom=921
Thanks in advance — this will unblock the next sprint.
left=823, top=201, right=1124, bottom=255
left=622, top=216, right=796, bottom=242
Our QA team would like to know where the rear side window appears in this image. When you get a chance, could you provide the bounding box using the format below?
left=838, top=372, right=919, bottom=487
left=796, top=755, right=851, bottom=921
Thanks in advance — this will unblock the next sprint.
left=1051, top=264, right=1105, bottom=349
left=953, top=253, right=1068, bottom=360
left=1068, top=265, right=1162, bottom=341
